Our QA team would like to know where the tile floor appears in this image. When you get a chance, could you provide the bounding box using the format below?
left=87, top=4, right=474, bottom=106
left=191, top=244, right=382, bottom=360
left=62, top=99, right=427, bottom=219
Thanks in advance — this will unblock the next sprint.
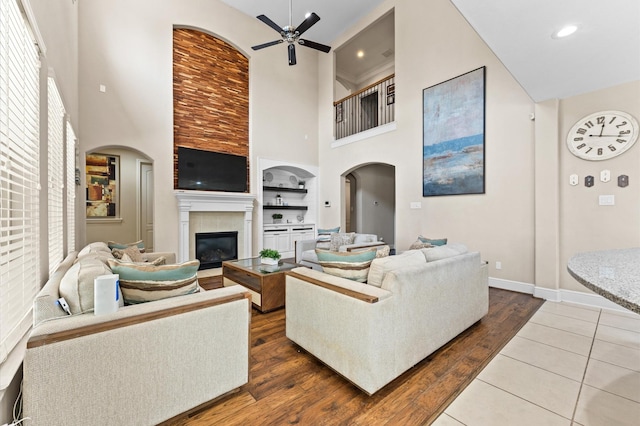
left=433, top=301, right=640, bottom=426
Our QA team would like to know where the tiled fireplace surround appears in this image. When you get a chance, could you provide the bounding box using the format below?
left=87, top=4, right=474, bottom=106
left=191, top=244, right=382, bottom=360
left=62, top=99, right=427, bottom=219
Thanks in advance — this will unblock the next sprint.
left=174, top=191, right=255, bottom=263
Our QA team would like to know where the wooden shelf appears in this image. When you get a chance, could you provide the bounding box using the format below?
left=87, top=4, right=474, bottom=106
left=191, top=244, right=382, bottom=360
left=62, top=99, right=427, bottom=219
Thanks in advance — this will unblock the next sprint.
left=263, top=205, right=308, bottom=210
left=263, top=186, right=307, bottom=194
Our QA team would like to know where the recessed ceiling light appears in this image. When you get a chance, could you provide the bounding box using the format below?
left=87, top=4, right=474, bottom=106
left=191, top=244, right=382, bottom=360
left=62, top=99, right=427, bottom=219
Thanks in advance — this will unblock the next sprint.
left=552, top=25, right=578, bottom=39
left=357, top=50, right=364, bottom=58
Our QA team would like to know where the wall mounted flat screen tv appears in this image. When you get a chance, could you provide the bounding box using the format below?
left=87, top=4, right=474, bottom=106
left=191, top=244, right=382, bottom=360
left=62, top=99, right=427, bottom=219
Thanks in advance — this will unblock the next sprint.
left=177, top=146, right=248, bottom=192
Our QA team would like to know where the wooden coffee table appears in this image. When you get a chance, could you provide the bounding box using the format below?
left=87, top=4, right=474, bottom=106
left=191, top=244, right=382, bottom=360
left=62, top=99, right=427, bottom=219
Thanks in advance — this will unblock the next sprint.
left=222, top=257, right=300, bottom=313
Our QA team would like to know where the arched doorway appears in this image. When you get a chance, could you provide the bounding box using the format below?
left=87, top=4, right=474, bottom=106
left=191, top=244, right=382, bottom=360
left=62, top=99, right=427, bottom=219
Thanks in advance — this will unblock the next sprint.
left=343, top=163, right=395, bottom=249
left=85, top=147, right=154, bottom=250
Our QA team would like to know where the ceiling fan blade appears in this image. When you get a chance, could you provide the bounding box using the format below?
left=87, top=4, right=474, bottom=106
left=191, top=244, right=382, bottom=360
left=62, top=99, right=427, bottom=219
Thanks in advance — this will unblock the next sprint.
left=294, top=12, right=320, bottom=37
left=288, top=44, right=297, bottom=66
left=252, top=39, right=284, bottom=51
left=298, top=39, right=331, bottom=53
left=257, top=14, right=284, bottom=34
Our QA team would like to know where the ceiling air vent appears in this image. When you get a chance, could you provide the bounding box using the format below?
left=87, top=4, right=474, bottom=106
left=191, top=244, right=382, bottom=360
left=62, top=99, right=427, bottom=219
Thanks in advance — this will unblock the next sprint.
left=381, top=49, right=394, bottom=58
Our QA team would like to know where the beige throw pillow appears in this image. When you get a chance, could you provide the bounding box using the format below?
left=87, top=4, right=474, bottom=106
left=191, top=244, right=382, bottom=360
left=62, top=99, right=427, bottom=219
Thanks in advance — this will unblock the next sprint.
left=329, top=232, right=355, bottom=251
left=112, top=245, right=144, bottom=262
left=59, top=258, right=112, bottom=314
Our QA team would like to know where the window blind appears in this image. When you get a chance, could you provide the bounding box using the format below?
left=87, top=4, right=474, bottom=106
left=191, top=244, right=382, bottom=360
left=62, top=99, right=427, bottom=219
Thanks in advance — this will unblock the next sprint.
left=65, top=120, right=76, bottom=254
left=0, top=0, right=41, bottom=363
left=47, top=77, right=65, bottom=274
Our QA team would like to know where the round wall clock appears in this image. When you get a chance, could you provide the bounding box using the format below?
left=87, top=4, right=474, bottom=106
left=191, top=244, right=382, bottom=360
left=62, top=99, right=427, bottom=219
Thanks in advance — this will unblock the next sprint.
left=566, top=110, right=639, bottom=161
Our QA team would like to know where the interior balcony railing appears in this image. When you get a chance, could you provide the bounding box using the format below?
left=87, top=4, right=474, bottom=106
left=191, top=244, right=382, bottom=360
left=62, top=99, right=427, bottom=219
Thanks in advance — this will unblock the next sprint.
left=334, top=74, right=395, bottom=140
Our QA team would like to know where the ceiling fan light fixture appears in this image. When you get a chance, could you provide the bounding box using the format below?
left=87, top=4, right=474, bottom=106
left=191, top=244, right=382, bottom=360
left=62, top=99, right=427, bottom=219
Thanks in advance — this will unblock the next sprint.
left=552, top=25, right=578, bottom=39
left=251, top=0, right=331, bottom=65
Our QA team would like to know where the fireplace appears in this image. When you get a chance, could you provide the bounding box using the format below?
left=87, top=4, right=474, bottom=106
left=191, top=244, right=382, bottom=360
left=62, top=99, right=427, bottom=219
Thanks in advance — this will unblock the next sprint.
left=195, top=231, right=238, bottom=270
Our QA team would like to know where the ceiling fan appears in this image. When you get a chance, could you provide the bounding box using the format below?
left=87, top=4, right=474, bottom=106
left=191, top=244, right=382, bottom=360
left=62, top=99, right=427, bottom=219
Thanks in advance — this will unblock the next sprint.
left=251, top=0, right=331, bottom=66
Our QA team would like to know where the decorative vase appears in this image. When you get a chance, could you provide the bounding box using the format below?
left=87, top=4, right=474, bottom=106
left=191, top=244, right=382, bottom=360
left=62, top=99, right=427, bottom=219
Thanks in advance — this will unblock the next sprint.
left=261, top=257, right=278, bottom=265
left=273, top=219, right=282, bottom=224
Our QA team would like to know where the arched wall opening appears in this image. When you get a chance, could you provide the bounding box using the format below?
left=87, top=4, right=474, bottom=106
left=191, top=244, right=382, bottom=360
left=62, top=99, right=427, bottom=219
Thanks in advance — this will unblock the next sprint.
left=342, top=162, right=395, bottom=249
left=85, top=146, right=154, bottom=250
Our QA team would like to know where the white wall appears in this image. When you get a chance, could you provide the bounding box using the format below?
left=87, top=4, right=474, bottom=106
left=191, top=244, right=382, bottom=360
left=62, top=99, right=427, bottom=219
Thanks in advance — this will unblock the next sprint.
left=78, top=0, right=321, bottom=254
left=320, top=0, right=640, bottom=296
left=558, top=81, right=640, bottom=291
left=30, top=0, right=79, bottom=128
left=32, top=0, right=640, bottom=294
left=319, top=0, right=536, bottom=284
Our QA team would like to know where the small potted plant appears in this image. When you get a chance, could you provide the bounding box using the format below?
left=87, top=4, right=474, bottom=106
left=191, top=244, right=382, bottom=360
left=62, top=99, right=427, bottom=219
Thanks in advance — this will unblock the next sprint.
left=272, top=213, right=283, bottom=224
left=259, top=248, right=281, bottom=265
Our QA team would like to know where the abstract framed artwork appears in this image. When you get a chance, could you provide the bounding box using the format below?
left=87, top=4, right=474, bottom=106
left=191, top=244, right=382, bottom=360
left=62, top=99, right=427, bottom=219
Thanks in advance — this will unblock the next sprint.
left=422, top=66, right=486, bottom=197
left=86, top=153, right=119, bottom=218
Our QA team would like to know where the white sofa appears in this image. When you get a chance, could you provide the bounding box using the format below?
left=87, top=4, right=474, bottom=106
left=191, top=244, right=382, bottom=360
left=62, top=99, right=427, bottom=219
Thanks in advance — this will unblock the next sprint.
left=295, top=233, right=385, bottom=270
left=23, top=245, right=251, bottom=426
left=285, top=245, right=488, bottom=395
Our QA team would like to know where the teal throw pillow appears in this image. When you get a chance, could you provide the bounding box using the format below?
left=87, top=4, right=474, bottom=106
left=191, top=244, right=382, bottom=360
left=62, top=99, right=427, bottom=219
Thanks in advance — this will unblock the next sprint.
left=418, top=236, right=447, bottom=246
left=108, top=259, right=199, bottom=304
left=108, top=240, right=146, bottom=252
left=317, top=226, right=340, bottom=235
left=316, top=248, right=377, bottom=283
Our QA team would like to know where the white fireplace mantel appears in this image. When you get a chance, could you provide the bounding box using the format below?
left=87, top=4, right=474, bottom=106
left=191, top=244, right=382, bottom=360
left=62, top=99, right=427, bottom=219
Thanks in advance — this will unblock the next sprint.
left=174, top=190, right=255, bottom=263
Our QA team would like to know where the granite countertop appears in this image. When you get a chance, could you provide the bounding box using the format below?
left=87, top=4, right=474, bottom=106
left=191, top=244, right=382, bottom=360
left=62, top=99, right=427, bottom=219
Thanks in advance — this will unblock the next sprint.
left=567, top=248, right=640, bottom=314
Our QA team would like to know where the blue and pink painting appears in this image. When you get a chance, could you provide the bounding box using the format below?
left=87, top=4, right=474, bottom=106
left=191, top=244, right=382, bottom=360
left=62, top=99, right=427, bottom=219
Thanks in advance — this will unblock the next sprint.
left=423, top=67, right=485, bottom=197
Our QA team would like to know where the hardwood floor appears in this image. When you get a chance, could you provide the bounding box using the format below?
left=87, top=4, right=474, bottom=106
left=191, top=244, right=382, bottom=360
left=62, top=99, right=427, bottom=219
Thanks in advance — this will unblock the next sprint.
left=170, top=287, right=543, bottom=425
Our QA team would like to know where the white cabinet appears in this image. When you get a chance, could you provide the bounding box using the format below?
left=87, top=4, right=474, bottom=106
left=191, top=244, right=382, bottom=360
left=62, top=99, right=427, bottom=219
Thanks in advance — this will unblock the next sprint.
left=290, top=226, right=315, bottom=249
left=263, top=224, right=315, bottom=258
left=263, top=227, right=291, bottom=253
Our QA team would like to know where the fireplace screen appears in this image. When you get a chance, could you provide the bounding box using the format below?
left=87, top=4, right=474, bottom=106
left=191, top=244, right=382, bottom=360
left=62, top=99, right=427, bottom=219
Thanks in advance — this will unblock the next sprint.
left=195, top=231, right=238, bottom=270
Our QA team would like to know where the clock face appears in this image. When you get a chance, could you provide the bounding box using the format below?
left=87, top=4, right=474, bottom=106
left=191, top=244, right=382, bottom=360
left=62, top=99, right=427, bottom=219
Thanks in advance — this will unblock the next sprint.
left=566, top=110, right=639, bottom=161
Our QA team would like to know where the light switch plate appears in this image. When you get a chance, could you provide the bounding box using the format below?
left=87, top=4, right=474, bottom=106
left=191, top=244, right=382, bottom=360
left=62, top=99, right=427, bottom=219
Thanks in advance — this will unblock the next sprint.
left=600, top=169, right=611, bottom=183
left=618, top=175, right=629, bottom=187
left=569, top=174, right=579, bottom=186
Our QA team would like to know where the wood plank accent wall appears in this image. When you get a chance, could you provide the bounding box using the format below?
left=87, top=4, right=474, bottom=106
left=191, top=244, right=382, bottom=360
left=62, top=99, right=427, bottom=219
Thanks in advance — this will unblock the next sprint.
left=173, top=28, right=250, bottom=190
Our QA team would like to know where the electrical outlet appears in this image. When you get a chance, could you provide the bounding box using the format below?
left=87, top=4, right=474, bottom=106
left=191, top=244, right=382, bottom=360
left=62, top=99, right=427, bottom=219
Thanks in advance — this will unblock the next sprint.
left=495, top=261, right=502, bottom=270
left=410, top=202, right=422, bottom=209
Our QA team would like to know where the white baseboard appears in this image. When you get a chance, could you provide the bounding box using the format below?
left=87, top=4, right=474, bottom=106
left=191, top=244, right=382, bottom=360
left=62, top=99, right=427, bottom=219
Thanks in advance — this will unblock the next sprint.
left=489, top=277, right=534, bottom=294
left=489, top=277, right=635, bottom=314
